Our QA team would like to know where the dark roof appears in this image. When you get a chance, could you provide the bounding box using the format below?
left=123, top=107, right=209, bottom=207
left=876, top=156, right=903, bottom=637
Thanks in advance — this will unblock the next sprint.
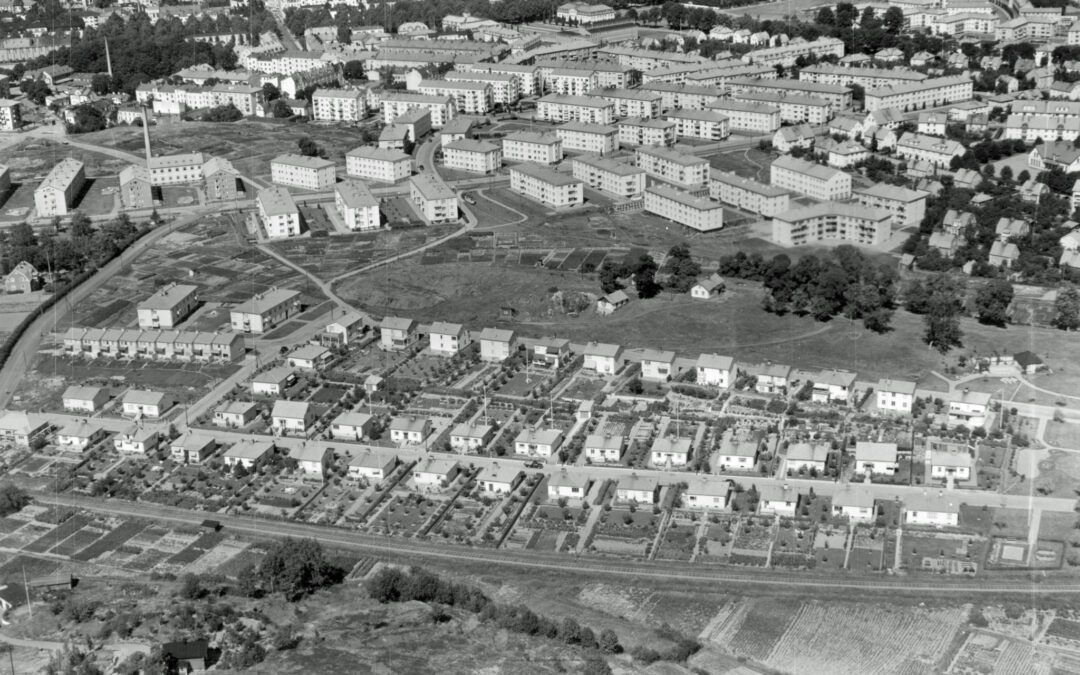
left=200, top=519, right=221, bottom=531
left=1014, top=351, right=1043, bottom=367
left=163, top=640, right=209, bottom=660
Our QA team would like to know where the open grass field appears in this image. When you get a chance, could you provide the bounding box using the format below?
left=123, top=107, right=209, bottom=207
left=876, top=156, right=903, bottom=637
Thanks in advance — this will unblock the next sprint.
left=1045, top=421, right=1080, bottom=449
left=709, top=147, right=774, bottom=183
left=2, top=138, right=131, bottom=179
left=269, top=225, right=456, bottom=281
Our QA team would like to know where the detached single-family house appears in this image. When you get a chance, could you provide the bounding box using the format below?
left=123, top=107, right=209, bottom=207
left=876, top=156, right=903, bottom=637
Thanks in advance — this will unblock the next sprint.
left=61, top=386, right=109, bottom=413
left=223, top=440, right=274, bottom=469
left=413, top=457, right=460, bottom=487
left=323, top=311, right=367, bottom=346
left=449, top=422, right=495, bottom=452
left=287, top=344, right=332, bottom=370
left=480, top=464, right=523, bottom=494
left=650, top=436, right=691, bottom=467
left=989, top=240, right=1019, bottom=269
left=56, top=420, right=107, bottom=452
left=928, top=438, right=973, bottom=481
left=251, top=366, right=296, bottom=397
left=170, top=434, right=214, bottom=464
left=582, top=342, right=623, bottom=375
left=214, top=401, right=258, bottom=429
left=853, top=441, right=899, bottom=476
left=876, top=378, right=916, bottom=414
left=389, top=416, right=432, bottom=444
left=832, top=486, right=876, bottom=523
left=597, top=289, right=630, bottom=315
left=121, top=390, right=172, bottom=419
left=691, top=274, right=724, bottom=299
left=749, top=363, right=791, bottom=395
left=113, top=425, right=159, bottom=454
left=547, top=471, right=591, bottom=500
left=4, top=261, right=41, bottom=294
left=683, top=477, right=729, bottom=511
left=1014, top=350, right=1045, bottom=374
left=903, top=491, right=959, bottom=527
left=639, top=349, right=676, bottom=381
left=477, top=328, right=515, bottom=362
left=616, top=474, right=660, bottom=503
left=716, top=429, right=760, bottom=470
left=290, top=445, right=332, bottom=478
left=758, top=484, right=799, bottom=517
left=533, top=337, right=571, bottom=367
left=811, top=370, right=856, bottom=404
left=514, top=428, right=563, bottom=457
left=696, top=353, right=734, bottom=388
left=330, top=411, right=376, bottom=441
left=428, top=321, right=471, bottom=355
left=271, top=400, right=314, bottom=435
left=380, top=316, right=419, bottom=351
left=785, top=442, right=829, bottom=473
left=947, top=390, right=990, bottom=428
left=348, top=452, right=398, bottom=484
left=584, top=433, right=625, bottom=463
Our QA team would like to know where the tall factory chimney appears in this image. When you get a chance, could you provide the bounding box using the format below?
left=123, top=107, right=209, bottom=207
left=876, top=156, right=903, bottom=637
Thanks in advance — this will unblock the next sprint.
left=141, top=106, right=152, bottom=161
left=105, top=38, right=113, bottom=78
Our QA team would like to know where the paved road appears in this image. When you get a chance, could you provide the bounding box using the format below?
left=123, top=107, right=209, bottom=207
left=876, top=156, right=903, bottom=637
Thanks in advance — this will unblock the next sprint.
left=0, top=631, right=64, bottom=652
left=32, top=492, right=1080, bottom=594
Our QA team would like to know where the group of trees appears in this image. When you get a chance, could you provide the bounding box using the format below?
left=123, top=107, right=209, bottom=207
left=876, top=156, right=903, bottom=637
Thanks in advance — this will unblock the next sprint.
left=236, top=538, right=344, bottom=601
left=599, top=251, right=659, bottom=299
left=904, top=274, right=966, bottom=353
left=1, top=213, right=144, bottom=277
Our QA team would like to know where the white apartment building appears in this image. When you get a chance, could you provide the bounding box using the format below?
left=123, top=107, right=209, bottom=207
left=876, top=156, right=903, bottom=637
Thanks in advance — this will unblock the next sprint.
left=137, top=283, right=198, bottom=329
left=571, top=155, right=645, bottom=199
left=876, top=378, right=916, bottom=414
left=732, top=91, right=831, bottom=125
left=863, top=76, right=974, bottom=113
left=346, top=146, right=412, bottom=182
left=556, top=122, right=619, bottom=155
left=853, top=184, right=928, bottom=228
left=556, top=1, right=615, bottom=24
left=415, top=79, right=493, bottom=114
left=443, top=139, right=502, bottom=174
left=231, top=287, right=300, bottom=334
left=312, top=89, right=366, bottom=123
left=799, top=64, right=928, bottom=90
left=635, top=146, right=709, bottom=188
left=257, top=186, right=303, bottom=239
left=895, top=132, right=965, bottom=168
left=270, top=153, right=336, bottom=190
left=644, top=184, right=724, bottom=232
left=0, top=99, right=20, bottom=131
left=509, top=164, right=584, bottom=208
left=456, top=63, right=540, bottom=97
left=445, top=70, right=521, bottom=105
left=917, top=112, right=948, bottom=137
left=770, top=155, right=851, bottom=201
left=728, top=77, right=852, bottom=110
left=618, top=118, right=676, bottom=147
left=410, top=174, right=458, bottom=224
left=665, top=109, right=730, bottom=141
left=705, top=100, right=781, bottom=133
left=638, top=83, right=722, bottom=111
left=335, top=180, right=381, bottom=231
left=771, top=202, right=892, bottom=247
left=147, top=153, right=205, bottom=186
left=502, top=132, right=563, bottom=165
left=545, top=67, right=598, bottom=96
left=381, top=92, right=456, bottom=128
left=589, top=88, right=661, bottom=119
left=35, top=158, right=86, bottom=217
left=742, top=36, right=844, bottom=67
left=709, top=169, right=790, bottom=217
left=536, top=94, right=615, bottom=125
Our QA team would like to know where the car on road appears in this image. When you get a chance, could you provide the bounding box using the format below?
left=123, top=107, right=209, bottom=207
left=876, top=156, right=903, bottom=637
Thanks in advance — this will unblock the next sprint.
left=462, top=192, right=476, bottom=205
left=525, top=460, right=544, bottom=469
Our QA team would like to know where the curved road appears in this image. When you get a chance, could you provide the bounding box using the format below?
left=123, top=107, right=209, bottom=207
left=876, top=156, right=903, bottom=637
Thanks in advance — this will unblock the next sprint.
left=34, top=493, right=1080, bottom=596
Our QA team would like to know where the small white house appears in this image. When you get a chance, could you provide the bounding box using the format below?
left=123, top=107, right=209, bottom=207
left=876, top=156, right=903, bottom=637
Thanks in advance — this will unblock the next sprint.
left=61, top=386, right=109, bottom=413
left=690, top=274, right=724, bottom=299
left=324, top=311, right=367, bottom=346
left=476, top=327, right=515, bottom=362
left=348, top=452, right=398, bottom=484
left=547, top=471, right=591, bottom=500
left=696, top=353, right=734, bottom=388
left=928, top=439, right=972, bottom=481
left=785, top=442, right=829, bottom=473
left=389, top=416, right=432, bottom=444
left=853, top=441, right=899, bottom=476
left=582, top=342, right=622, bottom=375
left=514, top=428, right=563, bottom=457
left=271, top=400, right=314, bottom=435
left=121, top=390, right=171, bottom=419
left=650, top=436, right=691, bottom=467
left=758, top=484, right=799, bottom=517
left=597, top=289, right=630, bottom=315
left=251, top=366, right=296, bottom=397
left=56, top=421, right=107, bottom=452
left=683, top=476, right=729, bottom=510
left=615, top=474, right=659, bottom=503
left=290, top=445, right=332, bottom=478
left=832, top=486, right=876, bottom=523
left=330, top=411, right=376, bottom=441
left=811, top=370, right=856, bottom=404
left=480, top=464, right=523, bottom=494
left=947, top=390, right=991, bottom=428
left=449, top=422, right=495, bottom=452
left=903, top=491, right=959, bottom=527
left=639, top=349, right=676, bottom=382
left=287, top=344, right=332, bottom=370
left=876, top=378, right=916, bottom=414
left=428, top=321, right=471, bottom=355
left=223, top=440, right=274, bottom=469
left=214, top=401, right=259, bottom=428
left=113, top=426, right=159, bottom=454
left=584, top=433, right=624, bottom=463
left=716, top=429, right=759, bottom=470
left=413, top=457, right=460, bottom=487
left=170, top=434, right=214, bottom=464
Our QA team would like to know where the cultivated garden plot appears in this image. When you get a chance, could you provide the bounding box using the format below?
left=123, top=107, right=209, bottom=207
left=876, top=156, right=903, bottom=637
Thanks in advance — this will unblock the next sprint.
left=846, top=526, right=889, bottom=572
left=901, top=532, right=986, bottom=575
left=431, top=496, right=489, bottom=543
left=730, top=516, right=776, bottom=566
left=588, top=508, right=661, bottom=557
left=513, top=503, right=587, bottom=552
left=653, top=520, right=699, bottom=561
left=770, top=519, right=816, bottom=568
left=951, top=633, right=1054, bottom=675
left=365, top=493, right=442, bottom=537
left=696, top=517, right=737, bottom=563
left=296, top=482, right=357, bottom=526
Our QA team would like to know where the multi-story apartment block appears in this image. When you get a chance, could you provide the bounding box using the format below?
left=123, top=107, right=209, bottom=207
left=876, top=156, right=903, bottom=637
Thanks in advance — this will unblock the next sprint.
left=556, top=121, right=619, bottom=155
left=381, top=92, right=456, bottom=127
left=635, top=146, right=709, bottom=188
left=597, top=45, right=706, bottom=71
left=346, top=146, right=412, bottom=182
left=119, top=165, right=153, bottom=211
left=876, top=378, right=916, bottom=414
left=644, top=184, right=724, bottom=232
left=257, top=186, right=304, bottom=239
left=270, top=153, right=336, bottom=190
left=705, top=100, right=781, bottom=133
left=231, top=287, right=300, bottom=334
left=771, top=202, right=892, bottom=247
left=728, top=77, right=852, bottom=111
left=510, top=164, right=584, bottom=208
left=556, top=1, right=616, bottom=24
left=456, top=63, right=540, bottom=97
left=741, top=36, right=845, bottom=67
left=204, top=157, right=242, bottom=201
left=798, top=64, right=928, bottom=90
left=709, top=169, right=790, bottom=217
left=410, top=174, right=458, bottom=224
left=502, top=132, right=563, bottom=165
left=536, top=94, right=615, bottom=125
left=853, top=183, right=928, bottom=228
left=863, top=76, right=974, bottom=113
left=588, top=88, right=661, bottom=119
left=137, top=283, right=198, bottom=329
left=995, top=15, right=1055, bottom=42
left=1003, top=100, right=1080, bottom=142
left=618, top=117, right=677, bottom=147
left=445, top=70, right=521, bottom=105
left=335, top=180, right=381, bottom=231
left=545, top=67, right=598, bottom=96
left=415, top=79, right=493, bottom=114
left=34, top=158, right=85, bottom=217
left=571, top=155, right=645, bottom=199
left=665, top=109, right=730, bottom=141
left=147, top=153, right=205, bottom=186
left=312, top=89, right=366, bottom=122
left=0, top=99, right=20, bottom=131
left=443, top=139, right=502, bottom=174
left=895, top=132, right=965, bottom=168
left=731, top=90, right=832, bottom=125
left=770, top=155, right=851, bottom=201
left=637, top=83, right=722, bottom=111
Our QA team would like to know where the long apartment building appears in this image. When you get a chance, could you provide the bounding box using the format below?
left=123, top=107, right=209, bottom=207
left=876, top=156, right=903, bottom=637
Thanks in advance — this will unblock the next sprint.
left=381, top=92, right=456, bottom=127
left=588, top=89, right=662, bottom=119
left=443, top=139, right=502, bottom=174
left=635, top=146, right=709, bottom=188
left=556, top=122, right=619, bottom=156
left=410, top=174, right=458, bottom=224
left=231, top=287, right=300, bottom=334
left=895, top=132, right=965, bottom=168
left=641, top=62, right=774, bottom=86
left=137, top=283, right=198, bottom=329
left=1004, top=99, right=1080, bottom=142
left=596, top=46, right=706, bottom=71
left=853, top=183, right=928, bottom=228
left=637, top=83, right=722, bottom=111
left=542, top=67, right=598, bottom=96
left=771, top=202, right=892, bottom=247
left=445, top=70, right=521, bottom=105
left=727, top=77, right=852, bottom=111
left=346, top=146, right=412, bottom=182
left=335, top=180, right=381, bottom=231
left=644, top=184, right=724, bottom=232
left=665, top=109, right=730, bottom=141
left=536, top=94, right=615, bottom=125
left=863, top=76, right=974, bottom=113
left=312, top=89, right=367, bottom=122
left=709, top=169, right=790, bottom=217
left=270, top=154, right=336, bottom=190
left=502, top=132, right=563, bottom=165
left=705, top=100, right=781, bottom=133
left=571, top=155, right=645, bottom=199
left=415, top=79, right=493, bottom=114
left=34, top=158, right=85, bottom=217
left=798, top=64, right=928, bottom=90
left=257, top=186, right=303, bottom=239
left=770, top=155, right=851, bottom=201
left=62, top=327, right=244, bottom=363
left=742, top=36, right=844, bottom=67
left=147, top=153, right=205, bottom=186
left=731, top=90, right=831, bottom=125
left=455, top=63, right=540, bottom=97
left=509, top=164, right=583, bottom=208
left=618, top=118, right=676, bottom=147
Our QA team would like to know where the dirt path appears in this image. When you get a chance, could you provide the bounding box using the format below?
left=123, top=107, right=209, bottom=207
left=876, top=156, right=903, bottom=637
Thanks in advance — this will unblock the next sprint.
left=473, top=188, right=529, bottom=228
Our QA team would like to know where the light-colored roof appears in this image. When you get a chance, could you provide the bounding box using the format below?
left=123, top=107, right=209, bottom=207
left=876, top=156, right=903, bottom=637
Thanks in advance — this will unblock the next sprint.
left=877, top=378, right=917, bottom=395
left=511, top=163, right=583, bottom=187
left=572, top=154, right=643, bottom=177
left=855, top=183, right=928, bottom=204
left=62, top=385, right=105, bottom=401
left=636, top=145, right=708, bottom=167
left=855, top=442, right=898, bottom=463
left=335, top=180, right=378, bottom=209
left=36, top=158, right=84, bottom=194
left=272, top=400, right=310, bottom=419
left=515, top=427, right=563, bottom=446
left=257, top=186, right=298, bottom=217
left=346, top=146, right=411, bottom=162
left=410, top=174, right=456, bottom=201
left=122, top=389, right=168, bottom=407
left=647, top=184, right=722, bottom=211
left=787, top=442, right=829, bottom=463
left=390, top=416, right=430, bottom=433
left=224, top=440, right=275, bottom=460
left=477, top=327, right=514, bottom=342
left=138, top=283, right=197, bottom=312
left=504, top=131, right=561, bottom=146
left=771, top=155, right=846, bottom=183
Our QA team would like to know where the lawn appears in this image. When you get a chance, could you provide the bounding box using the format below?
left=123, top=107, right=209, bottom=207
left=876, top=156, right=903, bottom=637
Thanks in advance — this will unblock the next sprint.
left=1045, top=421, right=1080, bottom=449
left=467, top=189, right=526, bottom=227
left=73, top=176, right=118, bottom=216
